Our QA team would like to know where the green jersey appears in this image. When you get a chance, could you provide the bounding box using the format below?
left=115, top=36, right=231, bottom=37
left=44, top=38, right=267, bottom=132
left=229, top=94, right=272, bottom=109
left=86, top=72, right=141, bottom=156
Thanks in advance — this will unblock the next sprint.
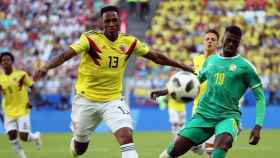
left=197, top=54, right=262, bottom=121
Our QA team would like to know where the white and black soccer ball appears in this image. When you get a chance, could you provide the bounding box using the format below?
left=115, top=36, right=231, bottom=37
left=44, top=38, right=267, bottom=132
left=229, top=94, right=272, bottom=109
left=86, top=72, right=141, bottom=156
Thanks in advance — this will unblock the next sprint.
left=166, top=71, right=200, bottom=102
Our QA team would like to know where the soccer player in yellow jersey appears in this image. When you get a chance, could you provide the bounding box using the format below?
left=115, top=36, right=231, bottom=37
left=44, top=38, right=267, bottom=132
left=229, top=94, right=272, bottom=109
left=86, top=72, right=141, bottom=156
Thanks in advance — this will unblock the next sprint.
left=0, top=52, right=42, bottom=158
left=33, top=5, right=192, bottom=158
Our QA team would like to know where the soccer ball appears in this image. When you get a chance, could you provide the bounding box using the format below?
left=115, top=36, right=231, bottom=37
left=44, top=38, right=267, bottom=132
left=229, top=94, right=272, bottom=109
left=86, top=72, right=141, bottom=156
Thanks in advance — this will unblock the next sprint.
left=166, top=71, right=200, bottom=102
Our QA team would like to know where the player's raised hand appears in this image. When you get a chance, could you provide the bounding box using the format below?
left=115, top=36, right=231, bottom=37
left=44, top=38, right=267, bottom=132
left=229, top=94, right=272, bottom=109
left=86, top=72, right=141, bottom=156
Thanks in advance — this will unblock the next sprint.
left=33, top=67, right=48, bottom=81
left=249, top=125, right=262, bottom=145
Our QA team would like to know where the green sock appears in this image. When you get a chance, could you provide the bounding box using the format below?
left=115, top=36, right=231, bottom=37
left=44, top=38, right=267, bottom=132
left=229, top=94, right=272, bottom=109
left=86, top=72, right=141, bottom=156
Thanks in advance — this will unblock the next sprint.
left=166, top=143, right=174, bottom=158
left=211, top=148, right=226, bottom=158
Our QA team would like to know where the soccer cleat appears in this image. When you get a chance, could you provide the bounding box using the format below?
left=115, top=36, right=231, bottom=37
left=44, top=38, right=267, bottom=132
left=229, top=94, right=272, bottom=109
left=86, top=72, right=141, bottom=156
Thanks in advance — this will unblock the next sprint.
left=33, top=132, right=42, bottom=150
left=70, top=138, right=78, bottom=157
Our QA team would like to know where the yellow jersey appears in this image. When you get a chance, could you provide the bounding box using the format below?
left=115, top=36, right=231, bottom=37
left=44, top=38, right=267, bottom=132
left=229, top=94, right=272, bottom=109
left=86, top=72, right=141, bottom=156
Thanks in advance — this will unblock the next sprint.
left=192, top=55, right=207, bottom=114
left=168, top=96, right=185, bottom=112
left=70, top=30, right=150, bottom=101
left=0, top=69, right=33, bottom=119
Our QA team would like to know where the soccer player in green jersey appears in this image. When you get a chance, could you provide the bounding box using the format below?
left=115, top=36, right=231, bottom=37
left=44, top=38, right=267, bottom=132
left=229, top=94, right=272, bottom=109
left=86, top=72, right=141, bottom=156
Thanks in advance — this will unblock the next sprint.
left=159, top=25, right=266, bottom=158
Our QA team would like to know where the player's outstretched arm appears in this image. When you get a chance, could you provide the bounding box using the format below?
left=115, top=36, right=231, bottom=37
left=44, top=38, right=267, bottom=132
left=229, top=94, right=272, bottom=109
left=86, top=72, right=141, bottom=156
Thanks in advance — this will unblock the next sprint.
left=33, top=48, right=77, bottom=81
left=142, top=50, right=194, bottom=73
left=249, top=86, right=266, bottom=145
left=150, top=89, right=168, bottom=101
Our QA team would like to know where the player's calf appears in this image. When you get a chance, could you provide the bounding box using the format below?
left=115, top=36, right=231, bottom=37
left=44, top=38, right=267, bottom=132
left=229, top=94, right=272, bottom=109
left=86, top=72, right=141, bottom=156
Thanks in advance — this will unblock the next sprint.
left=114, top=127, right=133, bottom=144
left=114, top=127, right=138, bottom=158
left=212, top=133, right=233, bottom=158
left=163, top=135, right=194, bottom=158
left=19, top=132, right=29, bottom=141
left=19, top=131, right=42, bottom=150
left=7, top=130, right=18, bottom=140
left=8, top=130, right=27, bottom=158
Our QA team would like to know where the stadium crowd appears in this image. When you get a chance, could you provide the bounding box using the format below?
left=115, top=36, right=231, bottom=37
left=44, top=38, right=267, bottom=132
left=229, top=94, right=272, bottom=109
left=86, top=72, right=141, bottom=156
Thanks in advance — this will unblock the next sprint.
left=0, top=0, right=280, bottom=109
left=132, top=0, right=280, bottom=106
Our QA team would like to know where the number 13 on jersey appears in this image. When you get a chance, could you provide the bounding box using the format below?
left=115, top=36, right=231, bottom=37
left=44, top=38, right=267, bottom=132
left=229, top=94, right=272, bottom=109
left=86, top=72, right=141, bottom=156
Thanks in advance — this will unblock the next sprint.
left=214, top=73, right=224, bottom=86
left=108, top=56, right=119, bottom=68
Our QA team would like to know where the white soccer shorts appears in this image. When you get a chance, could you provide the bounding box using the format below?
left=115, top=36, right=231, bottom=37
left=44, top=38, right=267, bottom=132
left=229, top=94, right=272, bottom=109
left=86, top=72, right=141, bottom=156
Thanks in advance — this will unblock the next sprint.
left=168, top=109, right=185, bottom=125
left=4, top=113, right=31, bottom=133
left=70, top=95, right=133, bottom=142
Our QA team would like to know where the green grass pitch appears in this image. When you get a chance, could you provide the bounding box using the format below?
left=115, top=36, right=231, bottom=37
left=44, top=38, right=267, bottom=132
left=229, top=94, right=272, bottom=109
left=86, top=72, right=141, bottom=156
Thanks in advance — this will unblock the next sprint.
left=0, top=130, right=279, bottom=158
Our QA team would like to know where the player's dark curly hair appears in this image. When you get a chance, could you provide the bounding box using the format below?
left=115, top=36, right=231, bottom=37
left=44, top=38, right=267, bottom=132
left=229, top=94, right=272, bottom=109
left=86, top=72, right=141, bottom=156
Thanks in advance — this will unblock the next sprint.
left=225, top=25, right=242, bottom=37
left=0, top=52, right=14, bottom=63
left=206, top=29, right=220, bottom=40
left=101, top=5, right=120, bottom=16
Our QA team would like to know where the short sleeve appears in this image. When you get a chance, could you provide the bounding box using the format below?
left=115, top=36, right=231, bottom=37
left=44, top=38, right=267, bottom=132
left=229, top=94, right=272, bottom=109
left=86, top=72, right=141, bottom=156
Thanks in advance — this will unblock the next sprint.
left=245, top=62, right=262, bottom=89
left=70, top=33, right=90, bottom=54
left=134, top=39, right=150, bottom=56
left=23, top=72, right=33, bottom=87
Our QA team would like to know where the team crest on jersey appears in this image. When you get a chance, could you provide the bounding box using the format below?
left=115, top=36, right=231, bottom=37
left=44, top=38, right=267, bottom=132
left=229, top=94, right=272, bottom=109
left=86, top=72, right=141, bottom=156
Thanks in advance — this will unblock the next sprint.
left=229, top=64, right=237, bottom=71
left=119, top=44, right=126, bottom=52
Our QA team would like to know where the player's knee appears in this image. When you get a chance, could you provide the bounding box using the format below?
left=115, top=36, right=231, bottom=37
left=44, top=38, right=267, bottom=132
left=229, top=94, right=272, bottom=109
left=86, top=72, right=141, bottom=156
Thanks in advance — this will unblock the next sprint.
left=215, top=134, right=233, bottom=151
left=19, top=132, right=29, bottom=141
left=114, top=127, right=133, bottom=145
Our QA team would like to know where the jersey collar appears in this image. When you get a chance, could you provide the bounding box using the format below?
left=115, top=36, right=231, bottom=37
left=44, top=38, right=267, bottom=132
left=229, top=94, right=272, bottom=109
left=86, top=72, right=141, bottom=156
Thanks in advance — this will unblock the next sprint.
left=217, top=54, right=240, bottom=59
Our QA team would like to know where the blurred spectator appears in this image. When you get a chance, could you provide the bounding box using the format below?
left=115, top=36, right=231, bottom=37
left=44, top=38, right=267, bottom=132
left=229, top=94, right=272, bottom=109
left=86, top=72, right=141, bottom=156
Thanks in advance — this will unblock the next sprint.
left=127, top=0, right=137, bottom=16
left=31, top=86, right=52, bottom=110
left=139, top=0, right=150, bottom=21
left=131, top=0, right=280, bottom=107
